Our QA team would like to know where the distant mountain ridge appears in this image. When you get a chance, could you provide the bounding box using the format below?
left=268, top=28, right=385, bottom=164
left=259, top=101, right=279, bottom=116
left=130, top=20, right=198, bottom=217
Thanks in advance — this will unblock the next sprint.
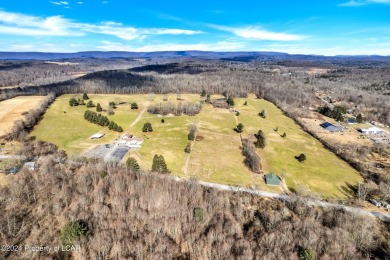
left=0, top=51, right=290, bottom=60
left=0, top=50, right=389, bottom=61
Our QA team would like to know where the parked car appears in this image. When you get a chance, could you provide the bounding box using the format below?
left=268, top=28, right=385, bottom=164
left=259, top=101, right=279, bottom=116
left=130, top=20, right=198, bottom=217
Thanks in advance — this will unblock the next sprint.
left=382, top=202, right=390, bottom=209
left=370, top=199, right=381, bottom=207
left=6, top=167, right=20, bottom=175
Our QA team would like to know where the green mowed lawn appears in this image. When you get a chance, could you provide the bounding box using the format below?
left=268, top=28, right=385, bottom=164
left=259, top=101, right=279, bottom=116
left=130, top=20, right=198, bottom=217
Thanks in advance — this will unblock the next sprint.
left=31, top=94, right=145, bottom=154
left=128, top=114, right=193, bottom=175
left=234, top=98, right=362, bottom=198
left=32, top=94, right=362, bottom=198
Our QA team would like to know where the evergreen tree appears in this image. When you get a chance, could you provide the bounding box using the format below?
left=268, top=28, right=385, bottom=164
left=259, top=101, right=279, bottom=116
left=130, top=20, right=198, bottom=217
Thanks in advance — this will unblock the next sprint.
left=236, top=111, right=240, bottom=116
left=200, top=89, right=207, bottom=97
left=152, top=154, right=169, bottom=174
left=117, top=126, right=123, bottom=132
left=126, top=157, right=140, bottom=173
left=161, top=119, right=165, bottom=123
left=282, top=132, right=287, bottom=138
left=244, top=101, right=248, bottom=106
left=254, top=130, right=266, bottom=148
left=356, top=113, right=363, bottom=123
left=82, top=93, right=89, bottom=100
left=235, top=123, right=244, bottom=133
left=108, top=121, right=115, bottom=130
left=109, top=101, right=116, bottom=109
left=205, top=94, right=211, bottom=103
left=142, top=122, right=153, bottom=132
left=86, top=100, right=95, bottom=108
left=79, top=99, right=85, bottom=105
left=96, top=103, right=102, bottom=112
left=69, top=98, right=79, bottom=106
left=188, top=130, right=195, bottom=141
left=131, top=102, right=138, bottom=109
left=184, top=143, right=191, bottom=153
left=226, top=96, right=235, bottom=106
left=296, top=153, right=306, bottom=162
left=259, top=109, right=267, bottom=118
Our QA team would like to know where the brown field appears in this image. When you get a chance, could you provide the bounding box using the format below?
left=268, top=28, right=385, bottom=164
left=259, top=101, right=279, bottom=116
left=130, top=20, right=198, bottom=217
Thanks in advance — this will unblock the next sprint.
left=0, top=96, right=46, bottom=136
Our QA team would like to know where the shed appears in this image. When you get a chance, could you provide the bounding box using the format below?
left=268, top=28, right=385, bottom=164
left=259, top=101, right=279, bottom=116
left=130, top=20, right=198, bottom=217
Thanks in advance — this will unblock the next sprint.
left=91, top=133, right=104, bottom=139
left=265, top=173, right=280, bottom=186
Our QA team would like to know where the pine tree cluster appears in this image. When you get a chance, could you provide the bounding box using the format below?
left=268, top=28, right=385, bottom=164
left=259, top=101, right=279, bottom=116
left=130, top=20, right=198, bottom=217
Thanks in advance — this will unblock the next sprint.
left=84, top=110, right=123, bottom=132
left=151, top=154, right=170, bottom=174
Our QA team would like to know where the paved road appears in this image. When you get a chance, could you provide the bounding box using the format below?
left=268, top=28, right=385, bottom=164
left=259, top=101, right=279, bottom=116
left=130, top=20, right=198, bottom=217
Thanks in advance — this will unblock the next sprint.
left=172, top=177, right=390, bottom=221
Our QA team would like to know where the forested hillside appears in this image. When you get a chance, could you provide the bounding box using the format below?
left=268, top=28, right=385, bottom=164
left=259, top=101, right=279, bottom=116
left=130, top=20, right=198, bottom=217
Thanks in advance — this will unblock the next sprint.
left=0, top=140, right=389, bottom=259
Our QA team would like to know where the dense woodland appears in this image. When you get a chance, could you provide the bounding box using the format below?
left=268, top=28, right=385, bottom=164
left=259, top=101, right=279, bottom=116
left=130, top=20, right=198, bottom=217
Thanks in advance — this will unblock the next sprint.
left=0, top=140, right=389, bottom=259
left=0, top=57, right=389, bottom=259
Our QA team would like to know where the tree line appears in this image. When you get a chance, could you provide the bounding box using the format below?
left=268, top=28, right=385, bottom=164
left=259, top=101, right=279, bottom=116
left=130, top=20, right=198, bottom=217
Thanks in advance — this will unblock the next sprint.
left=83, top=110, right=123, bottom=132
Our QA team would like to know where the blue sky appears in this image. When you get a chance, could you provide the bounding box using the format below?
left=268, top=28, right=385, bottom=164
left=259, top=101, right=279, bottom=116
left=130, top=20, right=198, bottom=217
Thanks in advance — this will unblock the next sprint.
left=0, top=0, right=389, bottom=55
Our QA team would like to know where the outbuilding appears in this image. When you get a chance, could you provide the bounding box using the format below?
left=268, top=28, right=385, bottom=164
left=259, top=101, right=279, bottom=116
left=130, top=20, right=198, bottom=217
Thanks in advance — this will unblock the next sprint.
left=359, top=127, right=385, bottom=135
left=23, top=162, right=37, bottom=171
left=91, top=133, right=104, bottom=139
left=265, top=173, right=280, bottom=186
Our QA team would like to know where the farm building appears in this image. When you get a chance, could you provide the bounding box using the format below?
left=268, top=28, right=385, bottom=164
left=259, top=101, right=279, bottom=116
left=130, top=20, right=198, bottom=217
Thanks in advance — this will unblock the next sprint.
left=23, top=162, right=37, bottom=171
left=265, top=173, right=280, bottom=186
left=121, top=134, right=144, bottom=148
left=320, top=122, right=344, bottom=132
left=358, top=127, right=385, bottom=135
left=91, top=133, right=104, bottom=139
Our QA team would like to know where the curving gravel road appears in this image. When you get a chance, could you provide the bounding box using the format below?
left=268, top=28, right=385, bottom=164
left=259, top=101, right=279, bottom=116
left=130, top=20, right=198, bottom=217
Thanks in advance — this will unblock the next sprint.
left=172, top=176, right=390, bottom=221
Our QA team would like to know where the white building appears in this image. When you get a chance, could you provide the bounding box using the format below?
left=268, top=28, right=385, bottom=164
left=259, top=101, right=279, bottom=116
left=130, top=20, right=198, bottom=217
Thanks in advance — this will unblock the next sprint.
left=91, top=133, right=104, bottom=139
left=359, top=127, right=385, bottom=135
left=23, top=162, right=37, bottom=171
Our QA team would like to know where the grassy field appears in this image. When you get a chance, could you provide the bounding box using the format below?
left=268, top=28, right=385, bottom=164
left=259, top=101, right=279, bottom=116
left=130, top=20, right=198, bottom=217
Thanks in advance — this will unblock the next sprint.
left=234, top=97, right=362, bottom=198
left=32, top=93, right=362, bottom=197
left=31, top=94, right=142, bottom=154
left=0, top=96, right=46, bottom=136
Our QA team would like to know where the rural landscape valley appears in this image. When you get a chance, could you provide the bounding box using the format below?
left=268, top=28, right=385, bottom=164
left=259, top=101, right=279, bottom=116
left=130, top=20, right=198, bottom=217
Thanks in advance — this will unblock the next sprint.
left=0, top=57, right=389, bottom=259
left=1, top=1, right=390, bottom=259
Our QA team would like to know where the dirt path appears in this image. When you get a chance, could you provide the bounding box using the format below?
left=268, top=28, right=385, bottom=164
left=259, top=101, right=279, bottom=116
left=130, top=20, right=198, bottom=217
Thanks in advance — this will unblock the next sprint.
left=127, top=101, right=149, bottom=130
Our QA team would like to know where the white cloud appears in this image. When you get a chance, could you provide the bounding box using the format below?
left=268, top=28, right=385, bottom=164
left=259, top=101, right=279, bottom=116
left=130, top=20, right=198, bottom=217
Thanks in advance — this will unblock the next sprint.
left=0, top=10, right=80, bottom=36
left=50, top=1, right=69, bottom=6
left=98, top=40, right=246, bottom=52
left=339, top=0, right=390, bottom=6
left=0, top=10, right=202, bottom=39
left=211, top=25, right=305, bottom=41
left=77, top=1, right=83, bottom=4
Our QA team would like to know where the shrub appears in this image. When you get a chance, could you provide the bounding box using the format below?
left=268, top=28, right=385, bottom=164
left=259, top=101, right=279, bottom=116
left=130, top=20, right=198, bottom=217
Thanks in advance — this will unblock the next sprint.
left=60, top=220, right=90, bottom=247
left=259, top=109, right=267, bottom=118
left=193, top=207, right=204, bottom=221
left=69, top=98, right=79, bottom=106
left=296, top=153, right=306, bottom=162
left=82, top=93, right=89, bottom=100
left=184, top=143, right=191, bottom=153
left=131, top=102, right=138, bottom=109
left=235, top=123, right=244, bottom=133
